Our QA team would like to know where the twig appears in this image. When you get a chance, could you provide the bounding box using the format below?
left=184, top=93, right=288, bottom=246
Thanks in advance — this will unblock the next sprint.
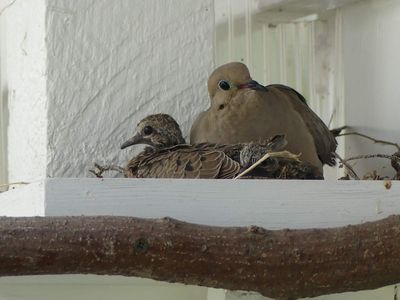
left=327, top=108, right=336, bottom=128
left=330, top=126, right=348, bottom=137
left=338, top=153, right=400, bottom=180
left=0, top=181, right=30, bottom=188
left=89, top=163, right=125, bottom=178
left=337, top=132, right=400, bottom=150
left=234, top=151, right=300, bottom=180
left=334, top=152, right=360, bottom=180
left=343, top=154, right=400, bottom=163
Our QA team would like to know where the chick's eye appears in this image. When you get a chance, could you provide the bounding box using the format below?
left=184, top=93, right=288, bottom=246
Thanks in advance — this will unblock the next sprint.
left=143, top=126, right=153, bottom=135
left=218, top=80, right=231, bottom=91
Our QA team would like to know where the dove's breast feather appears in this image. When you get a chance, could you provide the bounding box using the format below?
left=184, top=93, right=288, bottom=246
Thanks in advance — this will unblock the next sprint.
left=190, top=87, right=323, bottom=172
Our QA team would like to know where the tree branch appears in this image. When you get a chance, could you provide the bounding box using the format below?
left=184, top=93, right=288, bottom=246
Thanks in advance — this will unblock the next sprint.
left=1, top=216, right=400, bottom=300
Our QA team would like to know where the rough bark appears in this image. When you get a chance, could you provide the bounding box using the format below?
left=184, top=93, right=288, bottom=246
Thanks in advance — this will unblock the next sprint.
left=0, top=215, right=400, bottom=300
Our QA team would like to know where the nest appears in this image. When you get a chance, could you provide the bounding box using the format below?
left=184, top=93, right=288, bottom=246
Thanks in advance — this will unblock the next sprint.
left=335, top=131, right=400, bottom=180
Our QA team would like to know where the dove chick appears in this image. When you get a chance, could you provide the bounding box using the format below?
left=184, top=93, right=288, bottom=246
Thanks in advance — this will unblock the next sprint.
left=121, top=114, right=322, bottom=179
left=121, top=114, right=240, bottom=179
left=121, top=114, right=185, bottom=150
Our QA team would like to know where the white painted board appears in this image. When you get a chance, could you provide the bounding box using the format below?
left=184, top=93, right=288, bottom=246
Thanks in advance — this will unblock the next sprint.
left=0, top=275, right=207, bottom=300
left=42, top=178, right=400, bottom=229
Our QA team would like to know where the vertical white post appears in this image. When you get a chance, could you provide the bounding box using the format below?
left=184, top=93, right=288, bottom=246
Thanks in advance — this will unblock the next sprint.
left=228, top=0, right=233, bottom=61
left=308, top=21, right=317, bottom=112
left=0, top=0, right=47, bottom=184
left=262, top=23, right=269, bottom=84
left=294, top=23, right=302, bottom=92
left=245, top=0, right=253, bottom=69
left=0, top=13, right=6, bottom=188
left=333, top=9, right=344, bottom=130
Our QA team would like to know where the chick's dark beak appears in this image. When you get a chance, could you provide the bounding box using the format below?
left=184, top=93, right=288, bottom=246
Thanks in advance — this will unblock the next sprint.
left=266, top=134, right=288, bottom=151
left=121, top=134, right=143, bottom=149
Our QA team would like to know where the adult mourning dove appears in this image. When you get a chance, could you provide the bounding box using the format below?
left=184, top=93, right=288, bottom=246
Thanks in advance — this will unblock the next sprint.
left=119, top=114, right=322, bottom=179
left=190, top=62, right=337, bottom=175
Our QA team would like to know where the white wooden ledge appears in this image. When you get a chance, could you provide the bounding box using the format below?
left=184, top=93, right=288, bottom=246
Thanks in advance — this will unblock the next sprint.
left=0, top=178, right=399, bottom=300
left=1, top=178, right=399, bottom=229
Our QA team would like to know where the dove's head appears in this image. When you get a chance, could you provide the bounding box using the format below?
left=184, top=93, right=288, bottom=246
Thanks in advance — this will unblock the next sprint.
left=121, top=114, right=186, bottom=150
left=207, top=62, right=266, bottom=110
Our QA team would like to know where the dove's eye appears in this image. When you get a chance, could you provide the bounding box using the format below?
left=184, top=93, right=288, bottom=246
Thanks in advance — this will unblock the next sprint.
left=218, top=80, right=231, bottom=91
left=143, top=126, right=153, bottom=135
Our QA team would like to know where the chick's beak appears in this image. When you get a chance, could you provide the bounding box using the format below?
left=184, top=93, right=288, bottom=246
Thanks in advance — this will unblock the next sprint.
left=267, top=134, right=288, bottom=151
left=121, top=134, right=143, bottom=150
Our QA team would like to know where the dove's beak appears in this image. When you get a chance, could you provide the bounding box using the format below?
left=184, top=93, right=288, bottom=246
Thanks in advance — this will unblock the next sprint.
left=121, top=134, right=144, bottom=149
left=238, top=80, right=267, bottom=91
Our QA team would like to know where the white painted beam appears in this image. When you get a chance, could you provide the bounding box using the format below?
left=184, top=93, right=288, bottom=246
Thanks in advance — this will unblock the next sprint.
left=221, top=286, right=398, bottom=300
left=0, top=275, right=396, bottom=300
left=0, top=275, right=208, bottom=300
left=0, top=178, right=399, bottom=230
left=45, top=178, right=400, bottom=229
left=255, top=0, right=359, bottom=14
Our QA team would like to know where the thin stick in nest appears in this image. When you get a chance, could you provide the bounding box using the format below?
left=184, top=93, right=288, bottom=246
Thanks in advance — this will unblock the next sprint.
left=392, top=151, right=400, bottom=179
left=341, top=153, right=400, bottom=180
left=336, top=130, right=400, bottom=179
left=334, top=152, right=360, bottom=180
left=234, top=151, right=301, bottom=180
left=89, top=163, right=126, bottom=178
left=343, top=153, right=400, bottom=163
left=337, top=131, right=400, bottom=150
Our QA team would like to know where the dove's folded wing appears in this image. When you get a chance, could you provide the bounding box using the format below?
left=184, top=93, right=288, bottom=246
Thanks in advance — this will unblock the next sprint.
left=267, top=84, right=337, bottom=166
left=126, top=145, right=240, bottom=179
